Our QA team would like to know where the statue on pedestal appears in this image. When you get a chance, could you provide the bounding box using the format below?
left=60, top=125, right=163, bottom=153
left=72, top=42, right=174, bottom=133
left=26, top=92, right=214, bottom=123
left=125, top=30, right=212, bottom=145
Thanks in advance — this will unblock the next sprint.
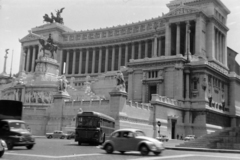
left=39, top=34, right=58, bottom=59
left=58, top=75, right=68, bottom=92
left=114, top=71, right=126, bottom=92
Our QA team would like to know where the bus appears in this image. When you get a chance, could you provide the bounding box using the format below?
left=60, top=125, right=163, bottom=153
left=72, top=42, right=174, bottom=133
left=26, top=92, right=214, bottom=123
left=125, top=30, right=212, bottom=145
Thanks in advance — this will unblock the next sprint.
left=75, top=111, right=115, bottom=145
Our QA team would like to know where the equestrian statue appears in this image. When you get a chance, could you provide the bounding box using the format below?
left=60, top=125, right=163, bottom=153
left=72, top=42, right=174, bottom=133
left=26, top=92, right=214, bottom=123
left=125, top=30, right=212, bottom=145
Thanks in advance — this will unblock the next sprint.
left=43, top=8, right=65, bottom=24
left=38, top=34, right=58, bottom=59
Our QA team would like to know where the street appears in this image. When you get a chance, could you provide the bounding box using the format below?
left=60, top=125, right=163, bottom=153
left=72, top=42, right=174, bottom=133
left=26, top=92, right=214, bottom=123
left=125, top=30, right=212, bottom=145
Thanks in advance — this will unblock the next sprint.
left=1, top=138, right=240, bottom=160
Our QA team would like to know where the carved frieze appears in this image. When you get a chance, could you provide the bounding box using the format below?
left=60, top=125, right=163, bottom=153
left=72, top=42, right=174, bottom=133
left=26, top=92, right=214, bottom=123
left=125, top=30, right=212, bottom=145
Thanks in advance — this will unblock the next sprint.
left=165, top=7, right=199, bottom=17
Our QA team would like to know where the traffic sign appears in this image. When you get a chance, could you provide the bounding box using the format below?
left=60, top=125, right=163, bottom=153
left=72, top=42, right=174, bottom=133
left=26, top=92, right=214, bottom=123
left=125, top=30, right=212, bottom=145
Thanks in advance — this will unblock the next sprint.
left=157, top=121, right=161, bottom=126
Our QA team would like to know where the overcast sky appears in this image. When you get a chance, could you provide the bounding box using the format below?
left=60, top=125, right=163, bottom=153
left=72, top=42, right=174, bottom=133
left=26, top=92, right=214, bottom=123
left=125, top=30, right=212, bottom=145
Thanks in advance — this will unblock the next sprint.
left=0, top=0, right=240, bottom=75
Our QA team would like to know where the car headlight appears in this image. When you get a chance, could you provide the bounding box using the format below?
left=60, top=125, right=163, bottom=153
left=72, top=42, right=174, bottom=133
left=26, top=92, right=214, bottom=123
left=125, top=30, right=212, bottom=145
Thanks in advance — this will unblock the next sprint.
left=151, top=145, right=157, bottom=151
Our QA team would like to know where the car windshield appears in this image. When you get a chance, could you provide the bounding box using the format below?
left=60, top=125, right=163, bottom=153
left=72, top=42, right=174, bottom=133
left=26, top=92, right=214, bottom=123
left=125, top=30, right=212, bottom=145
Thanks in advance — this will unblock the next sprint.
left=77, top=116, right=99, bottom=127
left=135, top=131, right=146, bottom=137
left=9, top=122, right=27, bottom=130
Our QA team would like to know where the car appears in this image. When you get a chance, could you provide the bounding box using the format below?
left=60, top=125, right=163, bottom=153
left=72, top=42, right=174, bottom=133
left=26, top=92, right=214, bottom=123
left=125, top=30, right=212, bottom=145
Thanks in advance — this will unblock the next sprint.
left=184, top=135, right=196, bottom=141
left=46, top=130, right=69, bottom=139
left=0, top=139, right=7, bottom=158
left=100, top=128, right=164, bottom=156
left=156, top=135, right=169, bottom=142
left=66, top=131, right=75, bottom=140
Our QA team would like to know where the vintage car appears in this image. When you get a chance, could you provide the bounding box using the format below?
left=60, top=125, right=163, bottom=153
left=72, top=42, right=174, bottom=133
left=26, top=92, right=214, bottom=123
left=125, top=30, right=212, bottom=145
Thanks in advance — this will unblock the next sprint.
left=0, top=139, right=7, bottom=158
left=46, top=130, right=69, bottom=139
left=66, top=131, right=75, bottom=140
left=184, top=135, right=196, bottom=141
left=100, top=128, right=164, bottom=156
left=156, top=135, right=169, bottom=142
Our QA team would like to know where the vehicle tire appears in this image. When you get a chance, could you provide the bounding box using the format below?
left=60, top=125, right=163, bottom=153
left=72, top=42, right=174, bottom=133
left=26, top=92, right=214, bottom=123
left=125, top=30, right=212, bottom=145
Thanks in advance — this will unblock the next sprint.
left=166, top=139, right=168, bottom=142
left=78, top=141, right=81, bottom=145
left=67, top=137, right=70, bottom=140
left=105, top=144, right=114, bottom=154
left=0, top=150, right=4, bottom=158
left=60, top=136, right=65, bottom=139
left=153, top=151, right=161, bottom=156
left=139, top=145, right=149, bottom=156
left=120, top=151, right=125, bottom=154
left=26, top=144, right=34, bottom=149
left=48, top=135, right=52, bottom=139
left=6, top=140, right=14, bottom=150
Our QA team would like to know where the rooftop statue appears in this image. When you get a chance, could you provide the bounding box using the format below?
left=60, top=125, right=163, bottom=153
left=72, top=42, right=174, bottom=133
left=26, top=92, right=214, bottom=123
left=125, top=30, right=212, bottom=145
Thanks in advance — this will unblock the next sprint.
left=43, top=8, right=65, bottom=24
left=39, top=33, right=58, bottom=59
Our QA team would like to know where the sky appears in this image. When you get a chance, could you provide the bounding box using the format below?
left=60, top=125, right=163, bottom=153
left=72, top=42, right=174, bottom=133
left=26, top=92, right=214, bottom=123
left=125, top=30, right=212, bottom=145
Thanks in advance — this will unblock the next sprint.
left=0, top=0, right=240, bottom=75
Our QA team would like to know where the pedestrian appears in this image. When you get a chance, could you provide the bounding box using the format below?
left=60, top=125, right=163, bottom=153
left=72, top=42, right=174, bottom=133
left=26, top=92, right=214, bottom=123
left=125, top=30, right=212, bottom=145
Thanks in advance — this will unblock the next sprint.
left=177, top=134, right=179, bottom=139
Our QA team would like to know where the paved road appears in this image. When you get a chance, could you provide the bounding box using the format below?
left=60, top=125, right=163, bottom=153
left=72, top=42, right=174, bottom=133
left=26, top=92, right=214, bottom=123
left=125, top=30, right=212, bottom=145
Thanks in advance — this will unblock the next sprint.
left=1, top=138, right=240, bottom=160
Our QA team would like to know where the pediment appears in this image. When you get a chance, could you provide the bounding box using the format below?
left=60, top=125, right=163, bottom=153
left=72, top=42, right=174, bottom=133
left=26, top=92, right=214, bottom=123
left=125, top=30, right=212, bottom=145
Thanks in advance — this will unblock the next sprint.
left=164, top=5, right=201, bottom=17
left=20, top=33, right=40, bottom=42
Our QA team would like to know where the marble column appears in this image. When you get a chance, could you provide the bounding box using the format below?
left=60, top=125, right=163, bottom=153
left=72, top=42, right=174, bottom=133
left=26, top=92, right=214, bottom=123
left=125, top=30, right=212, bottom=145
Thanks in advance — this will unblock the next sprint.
left=125, top=44, right=128, bottom=66
left=185, top=21, right=190, bottom=56
left=207, top=21, right=216, bottom=60
left=176, top=22, right=180, bottom=55
left=145, top=40, right=148, bottom=58
left=158, top=37, right=162, bottom=56
left=131, top=42, right=135, bottom=59
left=78, top=49, right=82, bottom=74
left=216, top=30, right=219, bottom=61
left=92, top=48, right=96, bottom=73
left=59, top=49, right=63, bottom=75
left=118, top=45, right=122, bottom=69
left=98, top=47, right=102, bottom=73
left=66, top=50, right=69, bottom=75
left=26, top=46, right=31, bottom=72
left=138, top=42, right=141, bottom=59
left=165, top=23, right=171, bottom=56
left=72, top=49, right=76, bottom=74
left=19, top=46, right=24, bottom=72
left=153, top=35, right=157, bottom=57
left=223, top=35, right=227, bottom=66
left=31, top=46, right=36, bottom=72
left=195, top=17, right=202, bottom=56
left=85, top=48, right=89, bottom=74
left=185, top=70, right=190, bottom=100
left=105, top=46, right=109, bottom=72
left=111, top=46, right=115, bottom=71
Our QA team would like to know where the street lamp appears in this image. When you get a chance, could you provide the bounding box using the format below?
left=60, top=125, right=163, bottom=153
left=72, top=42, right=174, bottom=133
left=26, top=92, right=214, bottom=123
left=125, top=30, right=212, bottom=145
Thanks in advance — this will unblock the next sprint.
left=157, top=121, right=161, bottom=136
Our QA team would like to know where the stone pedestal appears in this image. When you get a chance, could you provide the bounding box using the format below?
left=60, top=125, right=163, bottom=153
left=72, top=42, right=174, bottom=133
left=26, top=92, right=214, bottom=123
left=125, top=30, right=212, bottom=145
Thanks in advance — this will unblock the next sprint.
left=109, top=91, right=127, bottom=130
left=46, top=92, right=71, bottom=132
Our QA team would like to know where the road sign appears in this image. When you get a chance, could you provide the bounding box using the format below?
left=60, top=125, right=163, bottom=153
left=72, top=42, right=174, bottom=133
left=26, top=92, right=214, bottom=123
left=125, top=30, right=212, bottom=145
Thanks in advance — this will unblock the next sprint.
left=157, top=121, right=161, bottom=127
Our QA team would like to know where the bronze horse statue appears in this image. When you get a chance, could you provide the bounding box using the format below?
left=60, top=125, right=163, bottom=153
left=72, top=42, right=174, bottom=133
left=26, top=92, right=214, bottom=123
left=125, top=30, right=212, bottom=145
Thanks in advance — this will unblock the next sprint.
left=43, top=14, right=53, bottom=23
left=38, top=39, right=58, bottom=59
left=51, top=8, right=64, bottom=24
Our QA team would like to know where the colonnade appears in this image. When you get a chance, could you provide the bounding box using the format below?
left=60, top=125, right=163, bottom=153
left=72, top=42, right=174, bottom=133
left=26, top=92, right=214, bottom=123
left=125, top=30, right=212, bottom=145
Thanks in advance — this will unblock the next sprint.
left=61, top=37, right=165, bottom=75
left=215, top=28, right=226, bottom=64
left=22, top=45, right=39, bottom=73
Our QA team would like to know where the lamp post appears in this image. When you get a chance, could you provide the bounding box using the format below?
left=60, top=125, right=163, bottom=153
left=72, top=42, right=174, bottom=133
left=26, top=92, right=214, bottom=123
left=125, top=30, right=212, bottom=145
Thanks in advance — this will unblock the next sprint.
left=157, top=121, right=161, bottom=136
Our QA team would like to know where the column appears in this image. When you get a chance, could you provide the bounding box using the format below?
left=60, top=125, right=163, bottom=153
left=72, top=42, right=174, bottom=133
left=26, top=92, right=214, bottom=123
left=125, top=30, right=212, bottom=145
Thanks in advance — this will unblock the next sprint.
left=176, top=23, right=180, bottom=55
left=98, top=47, right=102, bottom=73
left=153, top=35, right=157, bottom=57
left=111, top=46, right=115, bottom=71
left=118, top=45, right=122, bottom=69
left=185, top=70, right=190, bottom=100
left=185, top=21, right=190, bottom=56
left=195, top=17, right=202, bottom=56
left=105, top=46, right=108, bottom=72
left=131, top=42, right=135, bottom=59
left=92, top=47, right=95, bottom=73
left=26, top=46, right=31, bottom=72
left=125, top=44, right=128, bottom=66
left=78, top=49, right=82, bottom=74
left=158, top=37, right=162, bottom=56
left=220, top=33, right=222, bottom=63
left=31, top=46, right=36, bottom=72
left=85, top=48, right=89, bottom=74
left=145, top=40, right=148, bottom=58
left=138, top=42, right=141, bottom=59
left=216, top=30, right=219, bottom=60
left=19, top=45, right=24, bottom=72
left=59, top=49, right=63, bottom=75
left=165, top=23, right=171, bottom=56
left=207, top=22, right=215, bottom=60
left=224, top=34, right=227, bottom=67
left=66, top=50, right=69, bottom=74
left=72, top=49, right=76, bottom=74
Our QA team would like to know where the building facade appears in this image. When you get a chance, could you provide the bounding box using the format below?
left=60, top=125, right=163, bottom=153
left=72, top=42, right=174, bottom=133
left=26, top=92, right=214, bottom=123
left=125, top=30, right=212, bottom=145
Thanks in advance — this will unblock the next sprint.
left=1, top=0, right=240, bottom=138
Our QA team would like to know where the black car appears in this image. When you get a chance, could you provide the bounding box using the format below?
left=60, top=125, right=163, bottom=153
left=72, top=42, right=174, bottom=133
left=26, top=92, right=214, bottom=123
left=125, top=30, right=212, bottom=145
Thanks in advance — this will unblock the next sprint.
left=67, top=132, right=75, bottom=140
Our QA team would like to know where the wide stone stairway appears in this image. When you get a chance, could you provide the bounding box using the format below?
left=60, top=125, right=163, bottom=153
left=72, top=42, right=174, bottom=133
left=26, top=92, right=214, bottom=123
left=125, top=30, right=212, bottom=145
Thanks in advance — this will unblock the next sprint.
left=176, top=127, right=240, bottom=150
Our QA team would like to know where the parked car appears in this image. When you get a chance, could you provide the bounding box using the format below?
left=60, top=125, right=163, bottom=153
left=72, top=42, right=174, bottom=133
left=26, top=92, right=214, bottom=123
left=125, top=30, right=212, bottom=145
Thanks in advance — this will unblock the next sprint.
left=46, top=130, right=69, bottom=139
left=156, top=135, right=169, bottom=142
left=184, top=135, right=196, bottom=141
left=100, top=128, right=164, bottom=156
left=0, top=139, right=7, bottom=158
left=66, top=131, right=75, bottom=140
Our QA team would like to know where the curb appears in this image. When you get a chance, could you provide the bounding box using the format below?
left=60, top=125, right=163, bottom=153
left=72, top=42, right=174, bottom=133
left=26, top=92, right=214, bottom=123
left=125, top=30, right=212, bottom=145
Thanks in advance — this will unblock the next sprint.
left=165, top=147, right=240, bottom=154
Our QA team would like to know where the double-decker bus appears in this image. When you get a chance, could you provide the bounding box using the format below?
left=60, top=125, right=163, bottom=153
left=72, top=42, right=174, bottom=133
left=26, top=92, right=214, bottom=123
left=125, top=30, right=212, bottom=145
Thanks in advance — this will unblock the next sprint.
left=75, top=111, right=115, bottom=145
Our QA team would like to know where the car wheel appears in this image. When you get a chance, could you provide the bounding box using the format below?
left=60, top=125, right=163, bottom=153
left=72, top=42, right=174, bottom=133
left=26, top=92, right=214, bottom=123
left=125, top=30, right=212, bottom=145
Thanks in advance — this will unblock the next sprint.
left=139, top=145, right=149, bottom=156
left=26, top=144, right=34, bottom=149
left=120, top=151, right=125, bottom=154
left=166, top=139, right=168, bottom=142
left=0, top=150, right=4, bottom=158
left=105, top=144, right=114, bottom=154
left=48, top=135, right=52, bottom=139
left=78, top=141, right=81, bottom=145
left=6, top=140, right=14, bottom=150
left=60, top=136, right=65, bottom=139
left=153, top=151, right=161, bottom=156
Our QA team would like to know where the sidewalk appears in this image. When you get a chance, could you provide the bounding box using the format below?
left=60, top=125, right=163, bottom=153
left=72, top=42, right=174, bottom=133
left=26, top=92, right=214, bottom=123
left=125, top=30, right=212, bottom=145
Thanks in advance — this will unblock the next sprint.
left=164, top=139, right=240, bottom=154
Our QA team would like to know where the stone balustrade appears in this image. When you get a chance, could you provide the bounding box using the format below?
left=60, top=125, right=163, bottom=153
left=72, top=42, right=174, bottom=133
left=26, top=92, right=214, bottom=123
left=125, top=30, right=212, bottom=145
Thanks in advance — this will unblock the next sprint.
left=126, top=100, right=153, bottom=111
left=151, top=94, right=182, bottom=107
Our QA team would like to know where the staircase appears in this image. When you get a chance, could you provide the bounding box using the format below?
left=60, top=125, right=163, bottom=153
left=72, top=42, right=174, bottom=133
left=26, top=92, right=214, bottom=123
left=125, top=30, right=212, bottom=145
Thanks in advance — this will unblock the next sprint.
left=176, top=127, right=240, bottom=150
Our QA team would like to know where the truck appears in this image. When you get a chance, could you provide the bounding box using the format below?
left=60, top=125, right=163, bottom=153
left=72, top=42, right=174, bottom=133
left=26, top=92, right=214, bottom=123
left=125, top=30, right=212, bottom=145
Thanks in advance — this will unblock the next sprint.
left=0, top=100, right=35, bottom=150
